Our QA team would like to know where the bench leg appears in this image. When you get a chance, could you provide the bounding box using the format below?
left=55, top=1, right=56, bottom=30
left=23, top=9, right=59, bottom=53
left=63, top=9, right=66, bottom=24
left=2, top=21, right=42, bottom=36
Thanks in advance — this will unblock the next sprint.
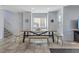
left=47, top=38, right=50, bottom=45
left=61, top=37, right=63, bottom=46
left=57, top=36, right=63, bottom=46
left=57, top=37, right=59, bottom=44
left=29, top=38, right=31, bottom=44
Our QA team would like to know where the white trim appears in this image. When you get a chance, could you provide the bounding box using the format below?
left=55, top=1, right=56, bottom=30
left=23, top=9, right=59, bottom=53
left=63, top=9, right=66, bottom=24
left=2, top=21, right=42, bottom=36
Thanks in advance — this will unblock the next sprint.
left=47, top=12, right=48, bottom=31
left=31, top=12, right=32, bottom=31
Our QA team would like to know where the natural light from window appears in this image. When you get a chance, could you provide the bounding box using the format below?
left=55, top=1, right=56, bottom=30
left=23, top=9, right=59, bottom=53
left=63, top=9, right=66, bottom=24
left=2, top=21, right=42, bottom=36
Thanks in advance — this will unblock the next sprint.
left=32, top=17, right=47, bottom=31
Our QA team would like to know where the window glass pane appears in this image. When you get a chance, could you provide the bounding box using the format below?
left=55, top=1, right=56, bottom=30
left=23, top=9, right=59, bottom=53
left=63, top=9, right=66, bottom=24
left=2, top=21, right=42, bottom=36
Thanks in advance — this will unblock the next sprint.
left=33, top=18, right=40, bottom=28
left=32, top=17, right=47, bottom=31
left=40, top=18, right=46, bottom=29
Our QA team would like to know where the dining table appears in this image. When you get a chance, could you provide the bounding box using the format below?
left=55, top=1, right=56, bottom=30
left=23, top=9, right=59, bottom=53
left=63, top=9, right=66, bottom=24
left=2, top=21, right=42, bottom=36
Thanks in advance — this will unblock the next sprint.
left=23, top=31, right=56, bottom=43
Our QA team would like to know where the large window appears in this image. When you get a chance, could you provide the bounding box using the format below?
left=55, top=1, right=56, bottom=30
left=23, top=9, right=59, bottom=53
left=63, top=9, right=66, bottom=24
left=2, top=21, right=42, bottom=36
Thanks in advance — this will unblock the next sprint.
left=32, top=17, right=47, bottom=31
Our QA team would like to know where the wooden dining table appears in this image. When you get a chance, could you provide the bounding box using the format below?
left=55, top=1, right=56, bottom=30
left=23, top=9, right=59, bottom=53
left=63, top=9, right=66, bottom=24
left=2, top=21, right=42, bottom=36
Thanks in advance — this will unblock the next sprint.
left=23, top=31, right=56, bottom=43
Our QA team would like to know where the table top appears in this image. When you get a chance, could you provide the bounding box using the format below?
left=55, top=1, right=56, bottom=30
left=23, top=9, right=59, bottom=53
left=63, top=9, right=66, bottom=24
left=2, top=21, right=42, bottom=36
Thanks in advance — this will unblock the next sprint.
left=23, top=30, right=57, bottom=32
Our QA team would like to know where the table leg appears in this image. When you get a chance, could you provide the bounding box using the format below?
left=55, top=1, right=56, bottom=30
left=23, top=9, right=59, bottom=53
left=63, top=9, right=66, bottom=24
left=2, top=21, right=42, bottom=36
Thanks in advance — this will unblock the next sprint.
left=52, top=32, right=54, bottom=43
left=23, top=32, right=26, bottom=43
left=27, top=31, right=29, bottom=37
left=49, top=32, right=50, bottom=37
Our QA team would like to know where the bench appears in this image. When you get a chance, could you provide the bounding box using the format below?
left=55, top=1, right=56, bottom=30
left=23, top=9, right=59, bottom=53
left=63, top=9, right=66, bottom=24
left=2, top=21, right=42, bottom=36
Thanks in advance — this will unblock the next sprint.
left=28, top=36, right=50, bottom=45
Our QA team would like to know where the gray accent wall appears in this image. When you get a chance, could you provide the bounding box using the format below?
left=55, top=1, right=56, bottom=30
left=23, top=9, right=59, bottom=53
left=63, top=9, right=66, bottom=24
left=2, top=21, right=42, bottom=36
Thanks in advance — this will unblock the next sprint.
left=63, top=6, right=79, bottom=41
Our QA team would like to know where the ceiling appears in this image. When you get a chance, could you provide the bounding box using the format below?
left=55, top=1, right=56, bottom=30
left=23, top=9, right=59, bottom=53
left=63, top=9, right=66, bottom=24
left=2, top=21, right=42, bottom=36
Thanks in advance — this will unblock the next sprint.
left=2, top=5, right=65, bottom=13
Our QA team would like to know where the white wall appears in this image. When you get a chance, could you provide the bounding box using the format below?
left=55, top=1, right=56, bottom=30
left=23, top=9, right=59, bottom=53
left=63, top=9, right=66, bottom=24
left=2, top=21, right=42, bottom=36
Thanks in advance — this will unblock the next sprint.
left=57, top=8, right=63, bottom=36
left=18, top=12, right=23, bottom=32
left=48, top=9, right=63, bottom=37
left=48, top=11, right=58, bottom=31
left=4, top=10, right=23, bottom=35
left=0, top=10, right=4, bottom=39
left=23, top=11, right=31, bottom=31
left=23, top=12, right=59, bottom=31
left=63, top=6, right=79, bottom=41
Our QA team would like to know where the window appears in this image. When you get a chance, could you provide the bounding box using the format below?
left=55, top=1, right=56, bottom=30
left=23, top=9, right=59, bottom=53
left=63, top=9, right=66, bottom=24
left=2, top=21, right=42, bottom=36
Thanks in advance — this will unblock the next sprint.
left=32, top=17, right=47, bottom=31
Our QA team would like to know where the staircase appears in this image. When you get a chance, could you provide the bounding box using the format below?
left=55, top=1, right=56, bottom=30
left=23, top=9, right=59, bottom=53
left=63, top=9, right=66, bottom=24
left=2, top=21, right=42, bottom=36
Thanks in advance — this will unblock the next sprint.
left=4, top=28, right=12, bottom=38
